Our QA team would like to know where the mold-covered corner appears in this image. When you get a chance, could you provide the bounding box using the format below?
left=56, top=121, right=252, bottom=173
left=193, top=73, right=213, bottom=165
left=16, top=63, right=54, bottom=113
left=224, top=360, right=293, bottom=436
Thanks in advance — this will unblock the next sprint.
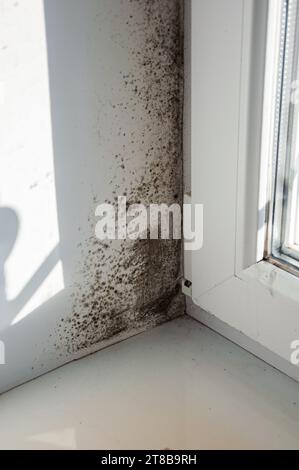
left=54, top=0, right=185, bottom=356
left=0, top=0, right=184, bottom=394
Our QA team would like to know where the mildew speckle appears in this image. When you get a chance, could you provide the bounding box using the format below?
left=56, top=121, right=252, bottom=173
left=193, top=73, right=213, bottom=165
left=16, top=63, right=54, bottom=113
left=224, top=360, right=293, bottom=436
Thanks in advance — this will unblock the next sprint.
left=54, top=0, right=184, bottom=356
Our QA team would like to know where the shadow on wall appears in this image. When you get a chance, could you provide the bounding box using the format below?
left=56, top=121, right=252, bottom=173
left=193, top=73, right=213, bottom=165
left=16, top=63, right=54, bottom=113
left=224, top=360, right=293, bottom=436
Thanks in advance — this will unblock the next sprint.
left=0, top=208, right=18, bottom=317
left=0, top=207, right=60, bottom=327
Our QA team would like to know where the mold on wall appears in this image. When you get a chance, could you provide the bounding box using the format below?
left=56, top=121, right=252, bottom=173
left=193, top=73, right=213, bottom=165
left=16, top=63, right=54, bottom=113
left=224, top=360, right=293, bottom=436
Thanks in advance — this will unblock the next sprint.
left=0, top=0, right=184, bottom=393
left=56, top=0, right=185, bottom=355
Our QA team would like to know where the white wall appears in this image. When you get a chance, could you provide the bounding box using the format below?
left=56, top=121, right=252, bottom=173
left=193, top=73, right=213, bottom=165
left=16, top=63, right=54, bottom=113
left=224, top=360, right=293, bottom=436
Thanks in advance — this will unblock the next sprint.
left=0, top=0, right=184, bottom=393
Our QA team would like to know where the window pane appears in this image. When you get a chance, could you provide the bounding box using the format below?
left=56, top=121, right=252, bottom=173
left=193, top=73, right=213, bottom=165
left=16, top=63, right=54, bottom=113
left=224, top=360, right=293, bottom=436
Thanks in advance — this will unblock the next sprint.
left=270, top=0, right=299, bottom=271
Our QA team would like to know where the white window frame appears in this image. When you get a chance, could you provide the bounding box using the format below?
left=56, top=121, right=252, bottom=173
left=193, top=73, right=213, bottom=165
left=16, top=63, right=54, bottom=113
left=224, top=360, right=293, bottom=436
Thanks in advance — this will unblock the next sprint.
left=189, top=0, right=299, bottom=381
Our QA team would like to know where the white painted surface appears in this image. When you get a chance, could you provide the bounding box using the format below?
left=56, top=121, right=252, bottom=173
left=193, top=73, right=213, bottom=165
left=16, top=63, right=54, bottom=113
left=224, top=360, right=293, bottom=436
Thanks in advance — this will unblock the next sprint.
left=190, top=0, right=268, bottom=294
left=0, top=317, right=299, bottom=450
left=0, top=0, right=64, bottom=324
left=189, top=0, right=299, bottom=376
left=234, top=0, right=268, bottom=272
left=187, top=298, right=299, bottom=382
left=183, top=193, right=192, bottom=281
left=191, top=0, right=244, bottom=296
left=183, top=0, right=191, bottom=194
left=191, top=261, right=299, bottom=375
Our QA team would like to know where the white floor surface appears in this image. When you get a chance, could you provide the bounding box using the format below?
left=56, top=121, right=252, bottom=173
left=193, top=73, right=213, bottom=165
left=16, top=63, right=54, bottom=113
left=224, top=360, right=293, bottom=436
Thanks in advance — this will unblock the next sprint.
left=0, top=317, right=299, bottom=450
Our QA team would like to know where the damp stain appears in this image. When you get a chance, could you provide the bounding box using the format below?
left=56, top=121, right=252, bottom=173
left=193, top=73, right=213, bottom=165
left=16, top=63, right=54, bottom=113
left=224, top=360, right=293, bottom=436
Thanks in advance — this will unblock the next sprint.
left=54, top=0, right=185, bottom=355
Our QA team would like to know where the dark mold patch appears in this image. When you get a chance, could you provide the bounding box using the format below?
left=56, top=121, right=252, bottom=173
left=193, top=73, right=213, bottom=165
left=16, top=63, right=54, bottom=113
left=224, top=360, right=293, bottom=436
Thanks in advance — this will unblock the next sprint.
left=54, top=0, right=184, bottom=355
